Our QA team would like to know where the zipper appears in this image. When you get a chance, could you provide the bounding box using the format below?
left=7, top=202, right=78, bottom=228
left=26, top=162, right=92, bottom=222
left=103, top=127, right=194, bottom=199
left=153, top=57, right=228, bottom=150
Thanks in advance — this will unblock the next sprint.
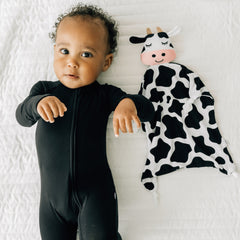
left=70, top=89, right=81, bottom=207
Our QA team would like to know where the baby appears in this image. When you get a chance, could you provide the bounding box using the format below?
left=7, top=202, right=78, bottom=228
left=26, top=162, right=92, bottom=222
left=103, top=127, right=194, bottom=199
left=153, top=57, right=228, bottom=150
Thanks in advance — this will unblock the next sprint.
left=16, top=4, right=154, bottom=240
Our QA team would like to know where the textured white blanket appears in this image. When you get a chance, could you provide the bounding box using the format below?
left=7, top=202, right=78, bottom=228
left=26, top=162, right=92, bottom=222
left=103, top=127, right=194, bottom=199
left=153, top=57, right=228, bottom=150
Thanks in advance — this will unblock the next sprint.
left=1, top=0, right=240, bottom=239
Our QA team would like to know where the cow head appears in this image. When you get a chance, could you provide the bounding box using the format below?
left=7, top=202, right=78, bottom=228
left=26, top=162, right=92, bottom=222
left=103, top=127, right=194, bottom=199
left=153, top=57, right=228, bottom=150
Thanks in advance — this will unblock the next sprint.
left=129, top=27, right=176, bottom=66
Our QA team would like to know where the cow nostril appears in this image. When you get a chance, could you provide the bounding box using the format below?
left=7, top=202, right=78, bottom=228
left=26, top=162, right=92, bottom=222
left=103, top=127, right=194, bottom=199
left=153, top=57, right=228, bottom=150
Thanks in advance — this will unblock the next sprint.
left=152, top=54, right=156, bottom=58
left=162, top=53, right=166, bottom=56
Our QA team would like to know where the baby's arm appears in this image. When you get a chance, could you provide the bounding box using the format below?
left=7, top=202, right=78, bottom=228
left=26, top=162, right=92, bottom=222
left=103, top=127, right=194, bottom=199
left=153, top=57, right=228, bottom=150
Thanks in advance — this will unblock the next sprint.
left=101, top=83, right=155, bottom=137
left=16, top=81, right=50, bottom=127
left=113, top=95, right=154, bottom=137
left=16, top=81, right=66, bottom=127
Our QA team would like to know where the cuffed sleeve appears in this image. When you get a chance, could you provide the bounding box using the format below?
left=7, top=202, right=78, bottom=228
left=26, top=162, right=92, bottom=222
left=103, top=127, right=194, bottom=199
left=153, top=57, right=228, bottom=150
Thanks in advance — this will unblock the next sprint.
left=15, top=81, right=51, bottom=127
left=104, top=83, right=154, bottom=122
left=122, top=94, right=155, bottom=122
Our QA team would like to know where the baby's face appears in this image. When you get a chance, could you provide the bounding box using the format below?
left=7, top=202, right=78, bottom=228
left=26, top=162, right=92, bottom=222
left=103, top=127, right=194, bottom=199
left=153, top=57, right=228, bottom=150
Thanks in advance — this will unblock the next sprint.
left=53, top=16, right=113, bottom=89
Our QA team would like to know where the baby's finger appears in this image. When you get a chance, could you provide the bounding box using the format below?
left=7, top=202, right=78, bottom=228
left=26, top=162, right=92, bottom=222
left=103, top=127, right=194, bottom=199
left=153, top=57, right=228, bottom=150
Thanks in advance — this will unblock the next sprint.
left=132, top=115, right=141, bottom=129
left=57, top=101, right=67, bottom=117
left=37, top=106, right=49, bottom=122
left=113, top=118, right=120, bottom=137
left=49, top=101, right=59, bottom=118
left=43, top=104, right=55, bottom=123
left=63, top=103, right=67, bottom=112
left=125, top=118, right=133, bottom=133
left=119, top=118, right=127, bottom=133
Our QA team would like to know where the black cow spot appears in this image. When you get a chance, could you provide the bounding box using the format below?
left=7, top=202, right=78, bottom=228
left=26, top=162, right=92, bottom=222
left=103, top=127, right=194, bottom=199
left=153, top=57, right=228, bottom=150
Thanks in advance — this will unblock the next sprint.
left=142, top=122, right=146, bottom=132
left=187, top=157, right=215, bottom=168
left=179, top=64, right=193, bottom=81
left=149, top=105, right=163, bottom=129
left=149, top=127, right=160, bottom=142
left=169, top=43, right=174, bottom=48
left=156, top=65, right=176, bottom=87
left=141, top=46, right=146, bottom=53
left=200, top=94, right=214, bottom=109
left=144, top=182, right=155, bottom=190
left=216, top=157, right=225, bottom=165
left=209, top=110, right=216, bottom=125
left=207, top=127, right=222, bottom=144
left=141, top=169, right=153, bottom=179
left=170, top=142, right=192, bottom=163
left=146, top=159, right=151, bottom=165
left=138, top=85, right=143, bottom=95
left=171, top=82, right=189, bottom=99
left=167, top=96, right=171, bottom=103
left=143, top=69, right=154, bottom=89
left=224, top=148, right=233, bottom=163
left=149, top=88, right=164, bottom=102
left=162, top=115, right=186, bottom=139
left=155, top=164, right=179, bottom=176
left=193, top=136, right=215, bottom=155
left=185, top=105, right=204, bottom=129
left=158, top=32, right=169, bottom=38
left=202, top=91, right=213, bottom=97
left=146, top=33, right=154, bottom=39
left=194, top=77, right=204, bottom=90
left=219, top=168, right=228, bottom=175
left=150, top=138, right=171, bottom=163
left=169, top=99, right=184, bottom=117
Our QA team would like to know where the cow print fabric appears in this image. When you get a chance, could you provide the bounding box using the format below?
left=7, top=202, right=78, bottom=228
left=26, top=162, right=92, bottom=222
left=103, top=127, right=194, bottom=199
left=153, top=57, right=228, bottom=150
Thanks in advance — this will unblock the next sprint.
left=140, top=62, right=236, bottom=191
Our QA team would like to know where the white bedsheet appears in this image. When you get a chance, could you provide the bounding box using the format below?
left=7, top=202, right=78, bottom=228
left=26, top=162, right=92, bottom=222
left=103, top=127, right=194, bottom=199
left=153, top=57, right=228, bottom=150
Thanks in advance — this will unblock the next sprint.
left=0, top=0, right=240, bottom=239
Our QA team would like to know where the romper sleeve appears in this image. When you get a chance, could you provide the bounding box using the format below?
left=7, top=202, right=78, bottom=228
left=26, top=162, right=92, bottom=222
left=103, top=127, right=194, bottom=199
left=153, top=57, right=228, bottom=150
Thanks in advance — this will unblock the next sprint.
left=15, top=81, right=51, bottom=127
left=104, top=84, right=155, bottom=122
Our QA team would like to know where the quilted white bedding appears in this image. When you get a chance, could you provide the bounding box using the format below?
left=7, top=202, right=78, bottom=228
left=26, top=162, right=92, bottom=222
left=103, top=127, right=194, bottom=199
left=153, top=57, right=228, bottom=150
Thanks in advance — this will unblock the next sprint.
left=1, top=0, right=240, bottom=239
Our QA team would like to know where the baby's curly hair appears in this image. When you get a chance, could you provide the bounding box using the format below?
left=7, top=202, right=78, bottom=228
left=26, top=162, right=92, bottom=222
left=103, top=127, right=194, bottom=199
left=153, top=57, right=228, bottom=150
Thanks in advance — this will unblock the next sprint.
left=49, top=3, right=119, bottom=54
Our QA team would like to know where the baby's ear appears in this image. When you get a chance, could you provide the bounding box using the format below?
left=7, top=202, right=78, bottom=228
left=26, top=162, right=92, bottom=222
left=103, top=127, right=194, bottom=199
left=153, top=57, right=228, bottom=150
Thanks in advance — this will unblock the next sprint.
left=103, top=53, right=113, bottom=72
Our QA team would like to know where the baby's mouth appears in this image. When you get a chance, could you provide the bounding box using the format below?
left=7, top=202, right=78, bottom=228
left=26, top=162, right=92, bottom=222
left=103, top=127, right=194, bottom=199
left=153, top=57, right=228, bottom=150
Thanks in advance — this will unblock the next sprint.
left=65, top=74, right=79, bottom=79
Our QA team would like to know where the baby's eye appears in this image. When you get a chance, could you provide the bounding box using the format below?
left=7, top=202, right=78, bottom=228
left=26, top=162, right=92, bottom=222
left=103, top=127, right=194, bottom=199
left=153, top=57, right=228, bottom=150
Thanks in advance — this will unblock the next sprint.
left=81, top=52, right=93, bottom=58
left=60, top=49, right=69, bottom=54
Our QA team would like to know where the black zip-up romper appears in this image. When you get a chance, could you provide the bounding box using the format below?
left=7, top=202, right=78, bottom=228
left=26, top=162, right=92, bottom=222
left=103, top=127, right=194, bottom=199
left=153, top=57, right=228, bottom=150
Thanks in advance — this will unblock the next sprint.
left=16, top=80, right=154, bottom=240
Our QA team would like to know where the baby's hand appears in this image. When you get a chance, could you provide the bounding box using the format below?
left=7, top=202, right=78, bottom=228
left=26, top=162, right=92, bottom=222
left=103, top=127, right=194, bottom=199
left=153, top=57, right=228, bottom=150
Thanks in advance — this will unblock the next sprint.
left=37, top=96, right=67, bottom=123
left=113, top=98, right=141, bottom=137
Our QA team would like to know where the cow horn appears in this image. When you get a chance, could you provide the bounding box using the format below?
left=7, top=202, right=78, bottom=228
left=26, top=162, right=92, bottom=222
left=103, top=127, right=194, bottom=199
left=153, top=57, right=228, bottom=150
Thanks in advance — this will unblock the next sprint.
left=156, top=26, right=163, bottom=33
left=146, top=28, right=152, bottom=35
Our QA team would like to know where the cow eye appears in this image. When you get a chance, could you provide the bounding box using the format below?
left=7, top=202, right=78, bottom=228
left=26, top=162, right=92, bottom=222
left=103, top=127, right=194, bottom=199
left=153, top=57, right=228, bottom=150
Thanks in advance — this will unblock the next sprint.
left=162, top=41, right=168, bottom=45
left=146, top=43, right=152, bottom=47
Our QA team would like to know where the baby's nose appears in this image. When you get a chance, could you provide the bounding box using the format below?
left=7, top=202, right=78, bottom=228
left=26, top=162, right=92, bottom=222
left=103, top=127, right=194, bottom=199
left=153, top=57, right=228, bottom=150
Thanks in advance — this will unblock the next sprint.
left=67, top=59, right=79, bottom=69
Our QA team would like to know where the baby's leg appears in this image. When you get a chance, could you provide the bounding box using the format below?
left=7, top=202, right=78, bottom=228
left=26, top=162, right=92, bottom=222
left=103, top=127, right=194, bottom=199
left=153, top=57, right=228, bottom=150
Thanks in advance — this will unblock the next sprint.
left=78, top=179, right=121, bottom=240
left=39, top=192, right=78, bottom=240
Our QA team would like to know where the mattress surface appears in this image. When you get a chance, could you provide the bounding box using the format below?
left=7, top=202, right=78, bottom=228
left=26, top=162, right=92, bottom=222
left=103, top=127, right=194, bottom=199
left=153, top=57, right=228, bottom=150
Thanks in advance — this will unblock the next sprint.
left=0, top=0, right=240, bottom=239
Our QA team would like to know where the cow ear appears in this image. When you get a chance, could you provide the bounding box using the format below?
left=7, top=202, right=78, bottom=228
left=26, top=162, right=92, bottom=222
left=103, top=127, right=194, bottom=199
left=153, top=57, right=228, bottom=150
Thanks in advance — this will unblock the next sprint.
left=129, top=36, right=146, bottom=44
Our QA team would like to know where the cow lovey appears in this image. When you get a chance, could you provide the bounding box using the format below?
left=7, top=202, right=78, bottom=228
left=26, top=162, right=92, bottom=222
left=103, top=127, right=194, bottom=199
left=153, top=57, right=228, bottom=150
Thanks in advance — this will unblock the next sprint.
left=130, top=27, right=237, bottom=192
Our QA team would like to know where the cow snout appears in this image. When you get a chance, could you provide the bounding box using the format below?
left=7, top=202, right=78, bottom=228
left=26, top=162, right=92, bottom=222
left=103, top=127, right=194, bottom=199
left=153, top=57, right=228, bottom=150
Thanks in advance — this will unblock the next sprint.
left=141, top=49, right=176, bottom=65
